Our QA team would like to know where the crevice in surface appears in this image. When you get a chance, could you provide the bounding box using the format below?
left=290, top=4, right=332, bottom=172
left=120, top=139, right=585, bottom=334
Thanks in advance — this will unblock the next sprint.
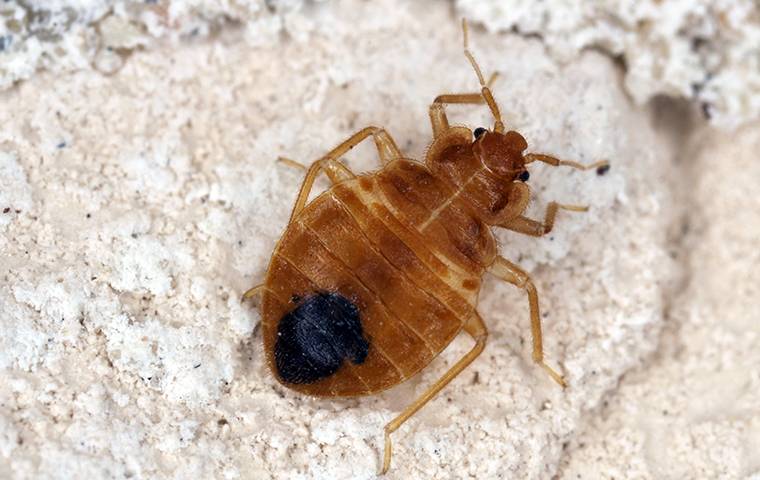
left=555, top=93, right=710, bottom=476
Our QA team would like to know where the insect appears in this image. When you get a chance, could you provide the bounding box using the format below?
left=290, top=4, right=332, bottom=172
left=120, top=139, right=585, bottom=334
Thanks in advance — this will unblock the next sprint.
left=243, top=20, right=608, bottom=474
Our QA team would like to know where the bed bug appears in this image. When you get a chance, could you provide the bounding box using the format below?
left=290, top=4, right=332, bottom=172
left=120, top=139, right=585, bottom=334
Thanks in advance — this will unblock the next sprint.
left=243, top=20, right=608, bottom=474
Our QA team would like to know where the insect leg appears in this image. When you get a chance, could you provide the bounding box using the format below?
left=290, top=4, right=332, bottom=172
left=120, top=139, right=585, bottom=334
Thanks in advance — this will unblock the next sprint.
left=500, top=202, right=589, bottom=236
left=429, top=72, right=498, bottom=138
left=488, top=256, right=567, bottom=388
left=524, top=153, right=608, bottom=172
left=287, top=127, right=403, bottom=220
left=241, top=284, right=265, bottom=301
left=325, top=126, right=403, bottom=166
left=380, top=314, right=487, bottom=474
left=287, top=157, right=357, bottom=221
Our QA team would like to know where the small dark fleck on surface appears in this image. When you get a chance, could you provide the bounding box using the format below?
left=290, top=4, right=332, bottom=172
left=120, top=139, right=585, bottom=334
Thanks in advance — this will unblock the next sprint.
left=217, top=418, right=228, bottom=426
left=2, top=207, right=9, bottom=213
left=194, top=363, right=201, bottom=369
left=131, top=233, right=138, bottom=238
left=0, top=35, right=11, bottom=52
left=701, top=102, right=712, bottom=119
left=549, top=236, right=554, bottom=241
left=86, top=213, right=91, bottom=218
left=596, top=164, right=610, bottom=175
left=56, top=141, right=66, bottom=149
left=91, top=276, right=97, bottom=281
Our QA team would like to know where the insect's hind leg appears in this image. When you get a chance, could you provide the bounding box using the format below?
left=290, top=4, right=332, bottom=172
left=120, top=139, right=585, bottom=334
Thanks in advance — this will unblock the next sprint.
left=428, top=73, right=497, bottom=138
left=380, top=313, right=487, bottom=474
left=488, top=256, right=567, bottom=388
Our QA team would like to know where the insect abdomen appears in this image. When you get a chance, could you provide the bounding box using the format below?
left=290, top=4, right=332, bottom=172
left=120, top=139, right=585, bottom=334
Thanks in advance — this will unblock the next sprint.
left=262, top=180, right=478, bottom=396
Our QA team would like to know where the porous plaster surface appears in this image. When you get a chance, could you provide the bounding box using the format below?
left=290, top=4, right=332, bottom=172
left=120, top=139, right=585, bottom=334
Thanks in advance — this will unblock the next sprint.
left=558, top=124, right=760, bottom=480
left=0, top=0, right=752, bottom=478
left=457, top=0, right=760, bottom=129
left=2, top=1, right=759, bottom=128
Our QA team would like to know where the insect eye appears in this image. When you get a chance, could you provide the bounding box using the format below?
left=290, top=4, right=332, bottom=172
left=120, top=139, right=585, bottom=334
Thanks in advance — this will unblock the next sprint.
left=518, top=171, right=530, bottom=182
left=473, top=127, right=487, bottom=139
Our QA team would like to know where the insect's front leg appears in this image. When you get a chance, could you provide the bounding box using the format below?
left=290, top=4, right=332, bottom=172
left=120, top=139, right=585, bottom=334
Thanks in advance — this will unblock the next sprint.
left=488, top=256, right=566, bottom=388
left=496, top=168, right=594, bottom=236
left=380, top=313, right=488, bottom=475
left=500, top=202, right=589, bottom=236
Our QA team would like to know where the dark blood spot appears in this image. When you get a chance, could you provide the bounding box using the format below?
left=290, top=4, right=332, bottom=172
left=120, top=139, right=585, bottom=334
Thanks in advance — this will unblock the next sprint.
left=596, top=164, right=610, bottom=176
left=473, top=127, right=487, bottom=139
left=274, top=292, right=369, bottom=384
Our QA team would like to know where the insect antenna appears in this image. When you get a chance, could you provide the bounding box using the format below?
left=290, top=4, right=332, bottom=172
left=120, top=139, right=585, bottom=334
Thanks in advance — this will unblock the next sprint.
left=462, top=19, right=505, bottom=133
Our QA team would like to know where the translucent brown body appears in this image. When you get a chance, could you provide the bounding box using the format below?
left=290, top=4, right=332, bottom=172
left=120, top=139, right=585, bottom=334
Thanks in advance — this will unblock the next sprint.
left=261, top=127, right=504, bottom=396
left=245, top=20, right=608, bottom=474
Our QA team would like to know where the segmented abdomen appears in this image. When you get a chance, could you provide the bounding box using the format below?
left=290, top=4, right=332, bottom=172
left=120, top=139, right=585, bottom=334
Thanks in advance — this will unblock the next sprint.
left=262, top=161, right=488, bottom=396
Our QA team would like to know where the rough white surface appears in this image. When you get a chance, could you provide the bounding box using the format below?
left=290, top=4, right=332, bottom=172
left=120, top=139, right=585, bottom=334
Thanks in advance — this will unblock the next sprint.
left=1, top=0, right=745, bottom=478
left=558, top=124, right=760, bottom=480
left=2, top=1, right=758, bottom=128
left=457, top=0, right=760, bottom=128
left=0, top=0, right=301, bottom=87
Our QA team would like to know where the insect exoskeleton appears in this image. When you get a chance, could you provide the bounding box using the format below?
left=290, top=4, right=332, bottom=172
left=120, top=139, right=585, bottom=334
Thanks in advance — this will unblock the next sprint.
left=243, top=19, right=608, bottom=475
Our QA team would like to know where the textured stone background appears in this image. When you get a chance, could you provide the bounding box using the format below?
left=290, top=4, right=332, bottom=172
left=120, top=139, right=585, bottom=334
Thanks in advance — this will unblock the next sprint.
left=0, top=0, right=758, bottom=479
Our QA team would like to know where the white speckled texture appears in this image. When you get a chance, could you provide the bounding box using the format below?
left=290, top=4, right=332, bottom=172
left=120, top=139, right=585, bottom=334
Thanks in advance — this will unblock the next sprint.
left=558, top=123, right=760, bottom=480
left=2, top=1, right=759, bottom=128
left=457, top=0, right=760, bottom=129
left=0, top=0, right=754, bottom=479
